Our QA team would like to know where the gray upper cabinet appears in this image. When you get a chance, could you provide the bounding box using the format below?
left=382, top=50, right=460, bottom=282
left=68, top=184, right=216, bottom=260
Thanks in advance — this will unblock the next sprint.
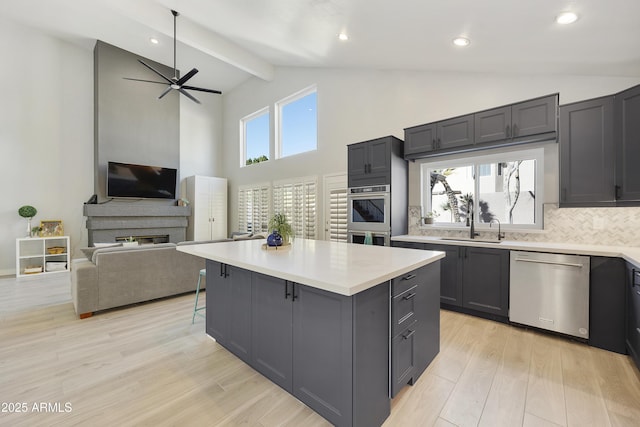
left=559, top=96, right=615, bottom=206
left=404, top=115, right=474, bottom=157
left=615, top=84, right=640, bottom=203
left=405, top=94, right=557, bottom=160
left=475, top=95, right=558, bottom=146
left=348, top=136, right=397, bottom=187
left=559, top=84, right=640, bottom=207
left=511, top=95, right=558, bottom=139
left=474, top=106, right=512, bottom=144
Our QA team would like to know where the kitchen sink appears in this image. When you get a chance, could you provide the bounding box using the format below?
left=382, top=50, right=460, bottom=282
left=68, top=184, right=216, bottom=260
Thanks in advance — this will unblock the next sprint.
left=439, top=237, right=503, bottom=244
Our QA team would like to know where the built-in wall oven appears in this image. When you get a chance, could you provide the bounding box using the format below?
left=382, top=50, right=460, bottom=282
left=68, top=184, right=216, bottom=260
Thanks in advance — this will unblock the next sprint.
left=347, top=185, right=391, bottom=246
left=347, top=230, right=390, bottom=246
left=347, top=185, right=390, bottom=232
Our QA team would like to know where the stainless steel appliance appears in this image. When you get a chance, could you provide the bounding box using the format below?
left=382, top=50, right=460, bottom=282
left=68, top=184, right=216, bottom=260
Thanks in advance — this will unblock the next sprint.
left=347, top=230, right=390, bottom=246
left=347, top=185, right=390, bottom=233
left=509, top=251, right=590, bottom=339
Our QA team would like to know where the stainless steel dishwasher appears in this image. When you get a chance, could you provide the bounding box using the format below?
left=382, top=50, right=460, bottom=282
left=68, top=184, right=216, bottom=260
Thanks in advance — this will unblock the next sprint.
left=509, top=251, right=590, bottom=339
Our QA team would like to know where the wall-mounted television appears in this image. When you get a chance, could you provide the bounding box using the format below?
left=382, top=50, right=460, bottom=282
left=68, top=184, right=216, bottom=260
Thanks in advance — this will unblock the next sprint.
left=107, top=161, right=177, bottom=199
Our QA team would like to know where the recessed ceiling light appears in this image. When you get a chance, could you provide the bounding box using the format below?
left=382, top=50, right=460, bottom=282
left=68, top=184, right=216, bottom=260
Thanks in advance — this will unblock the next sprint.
left=556, top=12, right=578, bottom=24
left=453, top=37, right=470, bottom=47
left=338, top=32, right=349, bottom=41
left=149, top=37, right=159, bottom=45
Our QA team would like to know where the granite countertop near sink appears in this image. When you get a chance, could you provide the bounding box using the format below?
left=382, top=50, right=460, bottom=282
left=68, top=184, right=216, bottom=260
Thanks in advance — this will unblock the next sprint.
left=392, top=234, right=640, bottom=266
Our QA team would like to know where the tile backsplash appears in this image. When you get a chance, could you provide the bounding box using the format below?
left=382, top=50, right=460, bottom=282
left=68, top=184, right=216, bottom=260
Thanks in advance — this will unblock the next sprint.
left=408, top=204, right=640, bottom=247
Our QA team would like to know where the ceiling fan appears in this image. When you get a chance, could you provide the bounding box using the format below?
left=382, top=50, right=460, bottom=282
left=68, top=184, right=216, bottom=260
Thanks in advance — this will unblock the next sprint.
left=124, top=9, right=221, bottom=104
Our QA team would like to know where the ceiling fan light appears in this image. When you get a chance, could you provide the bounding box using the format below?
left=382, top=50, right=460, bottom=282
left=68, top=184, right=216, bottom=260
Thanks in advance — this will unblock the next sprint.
left=556, top=12, right=578, bottom=24
left=453, top=37, right=470, bottom=47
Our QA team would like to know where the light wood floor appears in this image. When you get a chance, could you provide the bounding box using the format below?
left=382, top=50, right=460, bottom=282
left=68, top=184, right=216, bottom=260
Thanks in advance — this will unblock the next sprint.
left=1, top=274, right=639, bottom=427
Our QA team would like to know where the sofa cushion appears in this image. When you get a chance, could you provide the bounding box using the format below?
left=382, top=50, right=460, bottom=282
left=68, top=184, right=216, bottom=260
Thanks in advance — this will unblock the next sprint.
left=91, top=243, right=176, bottom=264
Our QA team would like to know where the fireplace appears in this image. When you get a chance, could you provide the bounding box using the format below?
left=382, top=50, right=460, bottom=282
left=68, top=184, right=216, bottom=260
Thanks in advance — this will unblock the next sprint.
left=84, top=204, right=191, bottom=246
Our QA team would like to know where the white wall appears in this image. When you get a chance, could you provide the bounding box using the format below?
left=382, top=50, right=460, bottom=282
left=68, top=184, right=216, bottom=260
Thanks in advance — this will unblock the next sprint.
left=0, top=17, right=94, bottom=275
left=222, top=66, right=640, bottom=232
left=0, top=18, right=225, bottom=275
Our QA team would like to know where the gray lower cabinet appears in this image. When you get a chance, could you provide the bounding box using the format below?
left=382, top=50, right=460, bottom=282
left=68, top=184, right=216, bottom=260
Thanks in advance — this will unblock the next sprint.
left=589, top=257, right=626, bottom=354
left=626, top=263, right=640, bottom=371
left=206, top=261, right=252, bottom=363
left=207, top=260, right=393, bottom=427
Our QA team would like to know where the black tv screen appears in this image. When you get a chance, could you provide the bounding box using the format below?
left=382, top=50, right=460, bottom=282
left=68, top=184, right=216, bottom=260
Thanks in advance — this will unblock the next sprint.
left=107, top=161, right=177, bottom=199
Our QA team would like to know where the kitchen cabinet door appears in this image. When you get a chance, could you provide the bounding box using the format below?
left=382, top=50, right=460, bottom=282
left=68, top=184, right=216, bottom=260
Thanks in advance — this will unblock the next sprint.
left=347, top=137, right=392, bottom=187
left=589, top=257, right=626, bottom=353
left=615, top=84, right=640, bottom=203
left=512, top=95, right=557, bottom=138
left=424, top=243, right=463, bottom=307
left=292, top=283, right=353, bottom=426
left=251, top=273, right=293, bottom=391
left=559, top=96, right=615, bottom=206
left=436, top=114, right=474, bottom=150
left=206, top=260, right=230, bottom=344
left=627, top=263, right=640, bottom=370
left=226, top=265, right=253, bottom=363
left=462, top=246, right=509, bottom=317
left=404, top=123, right=437, bottom=156
left=475, top=106, right=512, bottom=145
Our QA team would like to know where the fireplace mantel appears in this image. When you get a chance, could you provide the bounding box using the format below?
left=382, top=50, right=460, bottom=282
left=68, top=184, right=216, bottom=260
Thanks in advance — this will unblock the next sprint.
left=84, top=204, right=191, bottom=246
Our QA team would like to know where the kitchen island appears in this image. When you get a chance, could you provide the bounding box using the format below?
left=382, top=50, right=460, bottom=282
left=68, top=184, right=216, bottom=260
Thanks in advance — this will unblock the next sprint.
left=178, top=239, right=444, bottom=427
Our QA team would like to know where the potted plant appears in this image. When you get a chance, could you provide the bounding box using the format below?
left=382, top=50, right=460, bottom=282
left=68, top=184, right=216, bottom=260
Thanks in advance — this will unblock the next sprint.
left=268, top=213, right=294, bottom=245
left=18, top=205, right=37, bottom=237
left=421, top=211, right=439, bottom=225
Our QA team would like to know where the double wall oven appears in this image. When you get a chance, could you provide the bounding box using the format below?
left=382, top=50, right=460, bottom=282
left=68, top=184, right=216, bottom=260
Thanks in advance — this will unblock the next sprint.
left=347, top=185, right=391, bottom=246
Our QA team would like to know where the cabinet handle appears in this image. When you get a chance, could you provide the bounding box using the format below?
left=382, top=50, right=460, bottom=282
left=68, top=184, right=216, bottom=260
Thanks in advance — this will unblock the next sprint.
left=432, top=139, right=436, bottom=150
left=403, top=292, right=417, bottom=300
left=437, top=138, right=441, bottom=149
left=292, top=283, right=298, bottom=301
left=402, top=274, right=416, bottom=281
left=219, top=263, right=224, bottom=277
left=285, top=281, right=291, bottom=299
left=615, top=185, right=621, bottom=200
left=506, top=125, right=511, bottom=138
left=632, top=269, right=637, bottom=287
left=402, top=329, right=416, bottom=340
left=513, top=123, right=518, bottom=136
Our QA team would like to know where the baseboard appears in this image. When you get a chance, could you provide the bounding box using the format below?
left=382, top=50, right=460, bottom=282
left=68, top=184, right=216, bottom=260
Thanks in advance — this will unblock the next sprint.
left=0, top=268, right=16, bottom=278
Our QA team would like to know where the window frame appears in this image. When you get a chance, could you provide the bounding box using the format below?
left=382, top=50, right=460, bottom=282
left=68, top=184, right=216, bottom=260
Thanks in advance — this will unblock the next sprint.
left=240, top=106, right=270, bottom=168
left=421, top=147, right=545, bottom=230
left=274, top=85, right=318, bottom=159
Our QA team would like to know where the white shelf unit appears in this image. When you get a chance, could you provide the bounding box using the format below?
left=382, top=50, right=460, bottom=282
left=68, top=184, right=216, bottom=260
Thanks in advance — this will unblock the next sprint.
left=16, top=236, right=70, bottom=277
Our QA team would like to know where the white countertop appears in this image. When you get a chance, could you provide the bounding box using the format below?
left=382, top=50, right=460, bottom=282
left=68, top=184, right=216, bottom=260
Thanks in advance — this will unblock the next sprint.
left=392, top=235, right=640, bottom=266
left=177, top=239, right=444, bottom=296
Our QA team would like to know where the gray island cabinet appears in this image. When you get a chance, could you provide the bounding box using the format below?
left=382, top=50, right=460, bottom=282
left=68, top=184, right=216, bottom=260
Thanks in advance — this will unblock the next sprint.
left=178, top=239, right=444, bottom=427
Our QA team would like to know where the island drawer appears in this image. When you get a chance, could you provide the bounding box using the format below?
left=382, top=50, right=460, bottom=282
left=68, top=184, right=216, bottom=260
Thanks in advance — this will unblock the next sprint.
left=392, top=285, right=417, bottom=336
left=391, top=319, right=418, bottom=397
left=392, top=269, right=420, bottom=296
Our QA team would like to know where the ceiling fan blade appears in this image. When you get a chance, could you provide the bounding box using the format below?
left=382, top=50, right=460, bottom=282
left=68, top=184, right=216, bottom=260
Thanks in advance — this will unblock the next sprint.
left=123, top=77, right=168, bottom=85
left=178, top=88, right=201, bottom=104
left=137, top=60, right=174, bottom=84
left=182, top=85, right=222, bottom=95
left=158, top=85, right=173, bottom=100
left=176, top=68, right=199, bottom=86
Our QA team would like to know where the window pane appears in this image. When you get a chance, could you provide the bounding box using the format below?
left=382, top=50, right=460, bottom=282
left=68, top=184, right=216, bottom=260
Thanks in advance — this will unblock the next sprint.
left=280, top=91, right=317, bottom=157
left=429, top=166, right=474, bottom=224
left=478, top=160, right=536, bottom=224
left=244, top=111, right=269, bottom=165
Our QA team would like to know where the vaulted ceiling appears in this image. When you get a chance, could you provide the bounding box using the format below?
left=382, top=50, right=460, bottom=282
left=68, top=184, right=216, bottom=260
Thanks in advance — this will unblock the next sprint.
left=4, top=0, right=640, bottom=93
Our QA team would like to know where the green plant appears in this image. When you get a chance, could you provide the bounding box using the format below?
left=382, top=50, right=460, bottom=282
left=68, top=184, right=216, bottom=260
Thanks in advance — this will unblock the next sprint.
left=18, top=205, right=37, bottom=218
left=124, top=236, right=136, bottom=243
left=268, top=213, right=294, bottom=244
left=423, top=211, right=439, bottom=219
left=31, top=226, right=42, bottom=236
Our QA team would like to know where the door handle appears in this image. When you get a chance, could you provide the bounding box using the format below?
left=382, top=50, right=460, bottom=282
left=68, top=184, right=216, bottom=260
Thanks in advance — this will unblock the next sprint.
left=514, top=258, right=583, bottom=268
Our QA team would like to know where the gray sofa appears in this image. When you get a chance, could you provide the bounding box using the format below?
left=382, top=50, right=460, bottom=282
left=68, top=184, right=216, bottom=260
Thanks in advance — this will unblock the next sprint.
left=71, top=242, right=210, bottom=318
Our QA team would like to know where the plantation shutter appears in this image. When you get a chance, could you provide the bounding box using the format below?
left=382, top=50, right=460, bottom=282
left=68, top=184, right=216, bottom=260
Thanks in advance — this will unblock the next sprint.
left=238, top=184, right=270, bottom=233
left=329, top=188, right=348, bottom=242
left=273, top=177, right=317, bottom=239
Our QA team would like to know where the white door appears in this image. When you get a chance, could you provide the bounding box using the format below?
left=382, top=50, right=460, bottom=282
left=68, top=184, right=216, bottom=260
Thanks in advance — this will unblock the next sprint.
left=323, top=173, right=348, bottom=242
left=208, top=177, right=228, bottom=240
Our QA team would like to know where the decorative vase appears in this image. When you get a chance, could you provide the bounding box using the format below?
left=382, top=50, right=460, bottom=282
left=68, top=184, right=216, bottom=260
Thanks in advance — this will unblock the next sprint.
left=267, top=231, right=283, bottom=247
left=423, top=217, right=434, bottom=225
left=27, top=218, right=32, bottom=237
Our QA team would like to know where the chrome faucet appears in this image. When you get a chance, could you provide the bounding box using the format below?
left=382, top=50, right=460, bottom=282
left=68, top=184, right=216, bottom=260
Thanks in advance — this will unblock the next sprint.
left=468, top=199, right=479, bottom=239
left=490, top=219, right=505, bottom=241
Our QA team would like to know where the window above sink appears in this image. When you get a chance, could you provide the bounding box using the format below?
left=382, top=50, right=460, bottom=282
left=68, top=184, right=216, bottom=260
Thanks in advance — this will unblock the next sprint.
left=421, top=147, right=545, bottom=230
